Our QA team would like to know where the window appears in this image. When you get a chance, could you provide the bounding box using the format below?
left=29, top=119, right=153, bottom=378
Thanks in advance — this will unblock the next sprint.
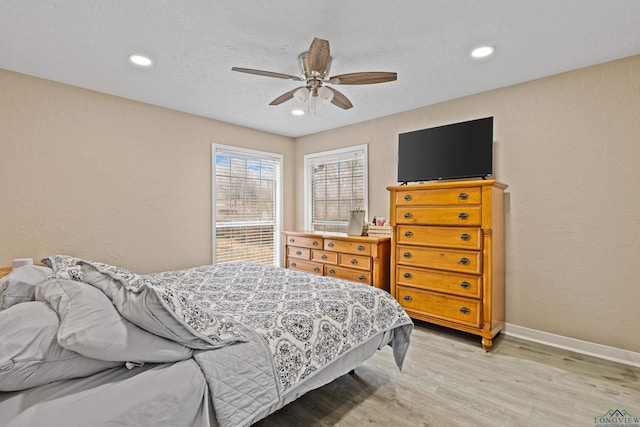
left=212, top=144, right=282, bottom=266
left=304, top=145, right=368, bottom=233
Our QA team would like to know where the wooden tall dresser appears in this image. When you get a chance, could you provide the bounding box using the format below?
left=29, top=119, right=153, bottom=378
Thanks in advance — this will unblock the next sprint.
left=282, top=231, right=391, bottom=291
left=387, top=179, right=507, bottom=350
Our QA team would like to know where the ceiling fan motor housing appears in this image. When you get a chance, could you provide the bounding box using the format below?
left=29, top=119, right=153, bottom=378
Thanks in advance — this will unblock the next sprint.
left=298, top=51, right=331, bottom=80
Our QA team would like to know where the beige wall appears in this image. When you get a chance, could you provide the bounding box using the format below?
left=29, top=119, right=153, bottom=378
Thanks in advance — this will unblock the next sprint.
left=0, top=68, right=295, bottom=273
left=2, top=55, right=639, bottom=353
left=294, top=55, right=640, bottom=353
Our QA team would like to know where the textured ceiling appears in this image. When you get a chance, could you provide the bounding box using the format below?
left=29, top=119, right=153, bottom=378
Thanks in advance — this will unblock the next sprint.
left=2, top=0, right=639, bottom=137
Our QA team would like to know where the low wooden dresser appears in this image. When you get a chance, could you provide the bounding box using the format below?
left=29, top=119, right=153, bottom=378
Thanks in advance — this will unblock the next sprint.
left=282, top=231, right=391, bottom=291
left=387, top=179, right=508, bottom=350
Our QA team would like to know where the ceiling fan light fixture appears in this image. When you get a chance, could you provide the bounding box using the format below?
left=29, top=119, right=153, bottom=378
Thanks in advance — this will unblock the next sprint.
left=293, top=87, right=310, bottom=103
left=471, top=45, right=495, bottom=59
left=291, top=109, right=305, bottom=116
left=317, top=86, right=334, bottom=103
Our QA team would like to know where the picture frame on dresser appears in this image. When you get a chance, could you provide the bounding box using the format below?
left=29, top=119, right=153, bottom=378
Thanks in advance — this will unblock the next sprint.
left=346, top=207, right=366, bottom=236
left=387, top=179, right=508, bottom=350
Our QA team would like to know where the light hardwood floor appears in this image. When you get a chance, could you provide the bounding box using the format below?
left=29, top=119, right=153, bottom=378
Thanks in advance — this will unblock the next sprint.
left=255, top=321, right=640, bottom=427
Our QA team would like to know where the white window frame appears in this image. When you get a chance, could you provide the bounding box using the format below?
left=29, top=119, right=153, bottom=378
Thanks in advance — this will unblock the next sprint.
left=211, top=143, right=283, bottom=266
left=304, top=144, right=369, bottom=231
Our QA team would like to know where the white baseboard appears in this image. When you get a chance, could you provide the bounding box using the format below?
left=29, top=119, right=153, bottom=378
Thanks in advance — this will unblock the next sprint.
left=503, top=323, right=640, bottom=368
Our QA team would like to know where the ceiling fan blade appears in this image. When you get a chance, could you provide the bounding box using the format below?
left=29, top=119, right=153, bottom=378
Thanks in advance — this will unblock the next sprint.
left=307, top=38, right=331, bottom=76
left=327, top=87, right=353, bottom=110
left=328, top=72, right=397, bottom=85
left=232, top=67, right=303, bottom=81
left=269, top=87, right=305, bottom=106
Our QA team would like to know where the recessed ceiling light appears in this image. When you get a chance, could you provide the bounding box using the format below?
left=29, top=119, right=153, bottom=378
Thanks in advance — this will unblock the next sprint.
left=129, top=54, right=153, bottom=67
left=471, top=46, right=495, bottom=59
left=291, top=109, right=305, bottom=116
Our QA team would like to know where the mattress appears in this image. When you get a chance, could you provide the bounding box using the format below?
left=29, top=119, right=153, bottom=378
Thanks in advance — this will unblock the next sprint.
left=0, top=359, right=213, bottom=427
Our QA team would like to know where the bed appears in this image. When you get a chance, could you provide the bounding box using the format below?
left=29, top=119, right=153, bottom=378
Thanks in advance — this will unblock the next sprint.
left=0, top=255, right=413, bottom=427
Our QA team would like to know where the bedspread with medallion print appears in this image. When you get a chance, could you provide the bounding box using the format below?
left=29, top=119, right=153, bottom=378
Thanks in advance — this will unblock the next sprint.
left=148, top=262, right=413, bottom=392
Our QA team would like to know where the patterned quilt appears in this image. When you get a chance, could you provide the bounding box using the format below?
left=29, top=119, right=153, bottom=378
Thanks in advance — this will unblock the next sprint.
left=148, top=262, right=413, bottom=393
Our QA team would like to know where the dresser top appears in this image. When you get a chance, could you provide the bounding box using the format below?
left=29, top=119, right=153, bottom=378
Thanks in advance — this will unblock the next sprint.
left=387, top=178, right=507, bottom=191
left=283, top=230, right=390, bottom=243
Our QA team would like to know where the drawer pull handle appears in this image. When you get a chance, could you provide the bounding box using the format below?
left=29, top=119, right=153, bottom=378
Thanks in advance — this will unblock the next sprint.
left=291, top=262, right=297, bottom=267
left=458, top=213, right=469, bottom=220
left=357, top=245, right=365, bottom=251
left=289, top=238, right=295, bottom=243
left=351, top=259, right=358, bottom=265
left=296, top=250, right=302, bottom=255
left=312, top=240, right=319, bottom=246
left=404, top=231, right=413, bottom=238
left=404, top=212, right=412, bottom=219
left=403, top=272, right=412, bottom=279
left=460, top=233, right=471, bottom=241
left=329, top=269, right=335, bottom=275
left=460, top=281, right=471, bottom=289
left=458, top=192, right=469, bottom=201
left=358, top=275, right=366, bottom=281
left=321, top=254, right=327, bottom=260
left=404, top=194, right=412, bottom=201
left=328, top=242, right=334, bottom=248
left=403, top=295, right=413, bottom=302
left=314, top=266, right=320, bottom=272
left=403, top=252, right=412, bottom=258
left=459, top=257, right=470, bottom=265
left=459, top=307, right=471, bottom=315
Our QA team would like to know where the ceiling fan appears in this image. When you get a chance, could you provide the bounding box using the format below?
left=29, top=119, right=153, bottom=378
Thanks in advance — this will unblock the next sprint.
left=231, top=37, right=397, bottom=110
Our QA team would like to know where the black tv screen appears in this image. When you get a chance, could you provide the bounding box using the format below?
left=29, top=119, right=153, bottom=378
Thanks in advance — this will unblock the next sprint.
left=397, top=117, right=493, bottom=183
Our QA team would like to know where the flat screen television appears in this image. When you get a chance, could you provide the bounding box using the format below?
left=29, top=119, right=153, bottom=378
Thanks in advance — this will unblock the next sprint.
left=397, top=117, right=493, bottom=183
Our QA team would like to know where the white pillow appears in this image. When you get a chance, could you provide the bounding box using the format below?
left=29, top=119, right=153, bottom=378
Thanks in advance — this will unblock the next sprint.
left=0, top=265, right=53, bottom=310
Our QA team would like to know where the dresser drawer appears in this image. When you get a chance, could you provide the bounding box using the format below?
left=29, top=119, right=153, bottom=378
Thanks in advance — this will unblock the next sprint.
left=397, top=225, right=482, bottom=250
left=325, top=265, right=372, bottom=285
left=338, top=253, right=371, bottom=271
left=287, top=259, right=323, bottom=275
left=396, top=187, right=481, bottom=206
left=311, top=250, right=338, bottom=264
left=287, top=246, right=311, bottom=260
left=397, top=245, right=482, bottom=275
left=324, top=239, right=372, bottom=256
left=397, top=206, right=481, bottom=226
left=284, top=235, right=323, bottom=249
left=396, top=286, right=481, bottom=327
left=396, top=265, right=481, bottom=298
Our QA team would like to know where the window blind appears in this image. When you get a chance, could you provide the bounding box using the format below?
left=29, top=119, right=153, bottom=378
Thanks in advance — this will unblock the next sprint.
left=306, top=146, right=367, bottom=233
left=213, top=146, right=281, bottom=265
